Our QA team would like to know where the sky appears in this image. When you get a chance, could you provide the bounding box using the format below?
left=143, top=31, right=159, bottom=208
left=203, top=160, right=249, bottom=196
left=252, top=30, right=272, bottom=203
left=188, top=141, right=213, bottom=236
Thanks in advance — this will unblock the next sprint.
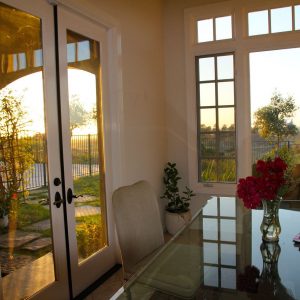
left=3, top=48, right=300, bottom=135
left=250, top=48, right=300, bottom=127
left=5, top=69, right=97, bottom=135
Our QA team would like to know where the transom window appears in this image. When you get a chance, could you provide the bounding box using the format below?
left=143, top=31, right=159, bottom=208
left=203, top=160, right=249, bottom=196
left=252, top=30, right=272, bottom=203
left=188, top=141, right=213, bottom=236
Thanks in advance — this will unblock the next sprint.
left=248, top=5, right=300, bottom=36
left=197, top=15, right=232, bottom=43
left=196, top=53, right=236, bottom=183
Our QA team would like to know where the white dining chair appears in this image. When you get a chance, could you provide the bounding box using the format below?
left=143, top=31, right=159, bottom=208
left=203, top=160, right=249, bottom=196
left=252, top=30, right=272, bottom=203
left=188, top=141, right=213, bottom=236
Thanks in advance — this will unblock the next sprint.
left=112, top=180, right=165, bottom=280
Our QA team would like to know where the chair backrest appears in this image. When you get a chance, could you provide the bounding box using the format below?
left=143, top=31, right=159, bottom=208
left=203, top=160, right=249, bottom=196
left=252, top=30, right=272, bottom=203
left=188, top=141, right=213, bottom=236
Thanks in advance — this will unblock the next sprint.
left=112, top=180, right=164, bottom=278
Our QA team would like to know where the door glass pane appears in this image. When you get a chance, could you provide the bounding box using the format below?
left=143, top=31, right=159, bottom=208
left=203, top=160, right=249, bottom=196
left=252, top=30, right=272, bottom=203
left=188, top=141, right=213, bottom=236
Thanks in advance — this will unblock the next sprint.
left=0, top=3, right=55, bottom=299
left=67, top=30, right=107, bottom=263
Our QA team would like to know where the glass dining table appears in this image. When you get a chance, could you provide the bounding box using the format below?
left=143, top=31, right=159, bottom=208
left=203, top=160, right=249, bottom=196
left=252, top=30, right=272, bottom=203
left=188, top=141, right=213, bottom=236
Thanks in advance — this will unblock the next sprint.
left=112, top=196, right=300, bottom=300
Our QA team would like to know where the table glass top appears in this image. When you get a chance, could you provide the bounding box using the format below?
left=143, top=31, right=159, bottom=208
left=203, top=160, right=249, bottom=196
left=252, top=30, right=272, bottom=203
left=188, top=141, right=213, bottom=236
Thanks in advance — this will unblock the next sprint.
left=115, top=197, right=300, bottom=300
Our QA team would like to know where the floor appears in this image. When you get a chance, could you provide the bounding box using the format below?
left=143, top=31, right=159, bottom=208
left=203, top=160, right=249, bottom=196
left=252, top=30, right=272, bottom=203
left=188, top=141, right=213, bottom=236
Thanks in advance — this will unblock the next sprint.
left=83, top=268, right=124, bottom=300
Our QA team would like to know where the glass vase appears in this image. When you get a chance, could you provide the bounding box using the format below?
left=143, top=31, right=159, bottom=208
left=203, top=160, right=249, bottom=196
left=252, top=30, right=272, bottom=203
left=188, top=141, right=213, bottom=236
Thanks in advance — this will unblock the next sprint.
left=260, top=197, right=281, bottom=242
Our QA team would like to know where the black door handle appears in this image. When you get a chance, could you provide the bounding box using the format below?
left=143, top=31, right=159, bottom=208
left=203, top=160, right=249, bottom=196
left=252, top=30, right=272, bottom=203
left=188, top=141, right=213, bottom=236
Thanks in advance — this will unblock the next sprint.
left=67, top=188, right=83, bottom=204
left=53, top=192, right=64, bottom=208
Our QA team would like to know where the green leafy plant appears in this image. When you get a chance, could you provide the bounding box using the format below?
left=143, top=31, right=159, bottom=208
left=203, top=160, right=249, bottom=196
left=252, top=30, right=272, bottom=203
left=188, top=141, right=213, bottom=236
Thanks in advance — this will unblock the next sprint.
left=0, top=89, right=34, bottom=217
left=161, top=162, right=195, bottom=213
left=76, top=215, right=105, bottom=259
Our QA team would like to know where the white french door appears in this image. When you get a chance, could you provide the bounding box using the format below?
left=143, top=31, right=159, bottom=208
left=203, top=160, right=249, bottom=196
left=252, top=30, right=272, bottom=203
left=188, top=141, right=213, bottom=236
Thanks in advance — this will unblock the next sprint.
left=57, top=6, right=117, bottom=297
left=0, top=1, right=117, bottom=299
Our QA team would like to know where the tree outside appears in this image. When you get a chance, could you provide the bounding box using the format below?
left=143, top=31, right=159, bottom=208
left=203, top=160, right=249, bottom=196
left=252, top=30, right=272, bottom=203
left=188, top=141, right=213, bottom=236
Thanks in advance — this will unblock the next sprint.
left=254, top=91, right=298, bottom=148
left=0, top=89, right=34, bottom=218
left=69, top=94, right=91, bottom=135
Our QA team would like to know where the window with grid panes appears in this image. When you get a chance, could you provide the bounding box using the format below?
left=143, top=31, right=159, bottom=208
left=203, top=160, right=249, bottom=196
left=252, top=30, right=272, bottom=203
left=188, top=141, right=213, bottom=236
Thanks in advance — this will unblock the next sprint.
left=196, top=53, right=236, bottom=183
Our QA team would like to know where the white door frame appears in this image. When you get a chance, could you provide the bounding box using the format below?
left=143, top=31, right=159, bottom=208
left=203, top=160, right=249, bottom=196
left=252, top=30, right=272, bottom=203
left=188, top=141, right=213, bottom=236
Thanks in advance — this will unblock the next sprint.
left=56, top=6, right=121, bottom=296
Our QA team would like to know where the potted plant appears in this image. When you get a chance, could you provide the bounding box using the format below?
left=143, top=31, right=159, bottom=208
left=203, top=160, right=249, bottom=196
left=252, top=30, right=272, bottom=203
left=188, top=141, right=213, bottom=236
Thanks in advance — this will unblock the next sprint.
left=161, top=162, right=195, bottom=235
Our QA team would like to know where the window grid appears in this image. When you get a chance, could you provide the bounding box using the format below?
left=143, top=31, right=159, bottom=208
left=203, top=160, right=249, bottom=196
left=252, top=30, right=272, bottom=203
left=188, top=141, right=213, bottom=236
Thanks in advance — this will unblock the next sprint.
left=196, top=53, right=236, bottom=183
left=202, top=197, right=237, bottom=289
left=197, top=15, right=233, bottom=43
left=248, top=5, right=299, bottom=36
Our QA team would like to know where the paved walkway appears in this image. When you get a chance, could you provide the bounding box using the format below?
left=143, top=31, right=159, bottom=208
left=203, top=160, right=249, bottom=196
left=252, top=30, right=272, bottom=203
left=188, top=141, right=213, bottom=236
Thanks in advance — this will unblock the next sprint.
left=0, top=199, right=101, bottom=277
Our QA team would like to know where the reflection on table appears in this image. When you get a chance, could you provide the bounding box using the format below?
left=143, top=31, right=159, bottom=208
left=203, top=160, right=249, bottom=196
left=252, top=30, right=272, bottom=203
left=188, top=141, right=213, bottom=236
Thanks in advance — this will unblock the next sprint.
left=115, top=196, right=300, bottom=300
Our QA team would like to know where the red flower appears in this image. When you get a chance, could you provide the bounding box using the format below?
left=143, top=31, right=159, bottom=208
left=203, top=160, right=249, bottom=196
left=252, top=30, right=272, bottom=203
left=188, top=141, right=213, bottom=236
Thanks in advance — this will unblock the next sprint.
left=237, top=157, right=287, bottom=209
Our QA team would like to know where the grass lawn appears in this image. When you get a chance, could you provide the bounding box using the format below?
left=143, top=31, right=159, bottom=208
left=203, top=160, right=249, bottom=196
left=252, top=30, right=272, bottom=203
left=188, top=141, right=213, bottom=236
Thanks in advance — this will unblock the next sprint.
left=17, top=203, right=50, bottom=228
left=73, top=175, right=100, bottom=196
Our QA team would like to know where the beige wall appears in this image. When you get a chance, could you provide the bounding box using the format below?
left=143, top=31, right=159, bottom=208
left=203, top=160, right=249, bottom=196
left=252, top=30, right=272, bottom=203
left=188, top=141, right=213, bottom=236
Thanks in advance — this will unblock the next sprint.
left=163, top=0, right=229, bottom=188
left=64, top=0, right=167, bottom=195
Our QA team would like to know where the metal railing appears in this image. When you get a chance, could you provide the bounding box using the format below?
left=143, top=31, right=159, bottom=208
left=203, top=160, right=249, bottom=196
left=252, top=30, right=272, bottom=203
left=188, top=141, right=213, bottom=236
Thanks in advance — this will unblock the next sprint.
left=1, top=134, right=100, bottom=190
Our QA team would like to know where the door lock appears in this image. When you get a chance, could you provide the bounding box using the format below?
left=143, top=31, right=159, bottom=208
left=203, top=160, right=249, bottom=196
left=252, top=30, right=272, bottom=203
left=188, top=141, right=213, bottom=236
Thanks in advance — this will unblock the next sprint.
left=53, top=192, right=64, bottom=208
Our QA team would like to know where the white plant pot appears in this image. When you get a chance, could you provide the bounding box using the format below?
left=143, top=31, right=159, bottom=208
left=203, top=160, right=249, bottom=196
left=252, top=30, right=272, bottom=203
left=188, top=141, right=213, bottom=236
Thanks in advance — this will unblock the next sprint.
left=165, top=210, right=192, bottom=235
left=0, top=214, right=8, bottom=228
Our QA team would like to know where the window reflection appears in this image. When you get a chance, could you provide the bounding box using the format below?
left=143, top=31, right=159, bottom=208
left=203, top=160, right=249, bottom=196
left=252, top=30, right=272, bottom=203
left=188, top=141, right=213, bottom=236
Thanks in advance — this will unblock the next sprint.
left=221, top=244, right=236, bottom=266
left=220, top=219, right=236, bottom=242
left=204, top=266, right=218, bottom=287
left=220, top=197, right=236, bottom=217
left=221, top=268, right=236, bottom=289
left=77, top=40, right=90, bottom=61
left=202, top=197, right=237, bottom=290
left=204, top=242, right=218, bottom=264
left=203, top=197, right=218, bottom=216
left=203, top=218, right=218, bottom=240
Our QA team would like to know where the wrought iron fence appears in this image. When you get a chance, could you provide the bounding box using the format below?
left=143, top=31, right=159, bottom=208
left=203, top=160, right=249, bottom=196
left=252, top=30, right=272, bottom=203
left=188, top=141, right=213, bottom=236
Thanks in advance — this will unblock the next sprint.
left=251, top=141, right=300, bottom=163
left=1, top=134, right=100, bottom=190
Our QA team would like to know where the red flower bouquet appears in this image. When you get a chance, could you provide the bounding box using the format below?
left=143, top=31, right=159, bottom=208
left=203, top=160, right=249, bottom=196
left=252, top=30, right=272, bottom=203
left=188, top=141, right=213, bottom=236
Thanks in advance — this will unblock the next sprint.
left=237, top=157, right=287, bottom=209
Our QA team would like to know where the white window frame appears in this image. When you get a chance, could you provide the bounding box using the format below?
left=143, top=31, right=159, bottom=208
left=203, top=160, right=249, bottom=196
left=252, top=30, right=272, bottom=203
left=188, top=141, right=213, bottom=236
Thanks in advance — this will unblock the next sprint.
left=184, top=0, right=300, bottom=195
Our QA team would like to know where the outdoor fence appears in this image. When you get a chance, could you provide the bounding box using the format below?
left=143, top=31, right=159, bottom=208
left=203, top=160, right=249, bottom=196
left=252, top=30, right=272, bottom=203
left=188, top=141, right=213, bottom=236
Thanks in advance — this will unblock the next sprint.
left=23, top=134, right=100, bottom=190
left=2, top=134, right=299, bottom=191
left=252, top=141, right=300, bottom=163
